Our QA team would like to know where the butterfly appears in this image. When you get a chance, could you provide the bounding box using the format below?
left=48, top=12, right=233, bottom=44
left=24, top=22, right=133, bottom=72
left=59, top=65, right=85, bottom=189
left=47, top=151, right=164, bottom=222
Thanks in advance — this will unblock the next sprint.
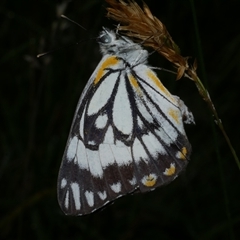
left=57, top=27, right=194, bottom=216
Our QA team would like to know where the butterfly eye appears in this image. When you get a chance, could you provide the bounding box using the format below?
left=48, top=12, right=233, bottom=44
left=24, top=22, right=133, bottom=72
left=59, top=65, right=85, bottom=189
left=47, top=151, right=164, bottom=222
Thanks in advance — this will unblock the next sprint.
left=97, top=32, right=112, bottom=45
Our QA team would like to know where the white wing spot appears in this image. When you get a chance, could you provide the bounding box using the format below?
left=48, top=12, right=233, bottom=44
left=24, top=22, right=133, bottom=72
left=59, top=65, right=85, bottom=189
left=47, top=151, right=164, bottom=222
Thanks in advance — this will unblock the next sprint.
left=113, top=76, right=133, bottom=135
left=87, top=73, right=118, bottom=115
left=129, top=177, right=137, bottom=186
left=142, top=132, right=166, bottom=156
left=76, top=140, right=89, bottom=170
left=110, top=182, right=122, bottom=193
left=66, top=136, right=78, bottom=161
left=79, top=106, right=86, bottom=139
left=103, top=126, right=114, bottom=144
left=86, top=149, right=103, bottom=178
left=98, top=191, right=107, bottom=200
left=95, top=114, right=108, bottom=129
left=88, top=140, right=96, bottom=145
left=64, top=190, right=69, bottom=209
left=61, top=178, right=67, bottom=188
left=99, top=144, right=115, bottom=168
left=132, top=138, right=149, bottom=164
left=85, top=191, right=94, bottom=207
left=71, top=182, right=81, bottom=210
left=110, top=144, right=132, bottom=166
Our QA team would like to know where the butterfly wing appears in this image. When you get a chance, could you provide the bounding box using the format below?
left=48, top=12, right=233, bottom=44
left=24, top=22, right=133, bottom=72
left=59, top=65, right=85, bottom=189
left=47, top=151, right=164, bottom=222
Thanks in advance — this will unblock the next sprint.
left=127, top=64, right=193, bottom=191
left=58, top=55, right=135, bottom=215
left=57, top=54, right=193, bottom=216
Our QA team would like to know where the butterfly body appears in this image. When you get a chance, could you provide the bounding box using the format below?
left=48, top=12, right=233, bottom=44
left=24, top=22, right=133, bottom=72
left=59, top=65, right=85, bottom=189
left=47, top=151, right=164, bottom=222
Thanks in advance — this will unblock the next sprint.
left=57, top=28, right=194, bottom=216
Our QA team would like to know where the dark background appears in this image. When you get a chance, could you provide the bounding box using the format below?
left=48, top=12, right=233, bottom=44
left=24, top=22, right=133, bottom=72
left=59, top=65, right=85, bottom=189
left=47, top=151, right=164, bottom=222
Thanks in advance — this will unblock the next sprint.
left=1, top=0, right=240, bottom=239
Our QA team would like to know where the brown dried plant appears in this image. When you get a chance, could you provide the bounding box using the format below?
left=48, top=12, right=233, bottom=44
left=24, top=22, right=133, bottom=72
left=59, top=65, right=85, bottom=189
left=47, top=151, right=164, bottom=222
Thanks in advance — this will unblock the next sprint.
left=106, top=0, right=190, bottom=80
left=105, top=0, right=239, bottom=169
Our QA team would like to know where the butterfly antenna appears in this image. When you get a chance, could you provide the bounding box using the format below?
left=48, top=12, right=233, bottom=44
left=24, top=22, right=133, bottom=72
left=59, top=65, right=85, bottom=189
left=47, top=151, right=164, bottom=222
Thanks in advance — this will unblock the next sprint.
left=37, top=16, right=90, bottom=58
left=61, top=15, right=87, bottom=31
left=37, top=39, right=89, bottom=58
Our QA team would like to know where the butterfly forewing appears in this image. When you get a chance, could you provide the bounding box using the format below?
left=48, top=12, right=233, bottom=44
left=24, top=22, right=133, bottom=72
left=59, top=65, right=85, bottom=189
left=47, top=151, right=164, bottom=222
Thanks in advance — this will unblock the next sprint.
left=57, top=29, right=194, bottom=216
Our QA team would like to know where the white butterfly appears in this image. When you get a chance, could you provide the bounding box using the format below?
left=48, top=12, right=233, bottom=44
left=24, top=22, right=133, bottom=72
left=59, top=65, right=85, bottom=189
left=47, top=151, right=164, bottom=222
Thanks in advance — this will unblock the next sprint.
left=57, top=28, right=194, bottom=216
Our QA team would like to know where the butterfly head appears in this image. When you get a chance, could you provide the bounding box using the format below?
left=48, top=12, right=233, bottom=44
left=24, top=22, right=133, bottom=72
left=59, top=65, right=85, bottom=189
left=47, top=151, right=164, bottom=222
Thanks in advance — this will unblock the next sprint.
left=97, top=27, right=148, bottom=64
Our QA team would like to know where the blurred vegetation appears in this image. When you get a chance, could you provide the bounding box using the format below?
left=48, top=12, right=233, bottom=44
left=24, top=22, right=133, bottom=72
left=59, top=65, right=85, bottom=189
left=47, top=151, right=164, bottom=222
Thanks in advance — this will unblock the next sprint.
left=0, top=0, right=240, bottom=239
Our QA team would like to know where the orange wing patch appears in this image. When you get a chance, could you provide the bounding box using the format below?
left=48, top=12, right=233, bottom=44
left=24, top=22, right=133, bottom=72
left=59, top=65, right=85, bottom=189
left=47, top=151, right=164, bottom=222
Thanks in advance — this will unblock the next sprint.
left=142, top=174, right=157, bottom=187
left=176, top=147, right=188, bottom=160
left=146, top=69, right=176, bottom=103
left=129, top=74, right=142, bottom=95
left=94, top=56, right=119, bottom=84
left=163, top=163, right=176, bottom=176
left=168, top=108, right=180, bottom=124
